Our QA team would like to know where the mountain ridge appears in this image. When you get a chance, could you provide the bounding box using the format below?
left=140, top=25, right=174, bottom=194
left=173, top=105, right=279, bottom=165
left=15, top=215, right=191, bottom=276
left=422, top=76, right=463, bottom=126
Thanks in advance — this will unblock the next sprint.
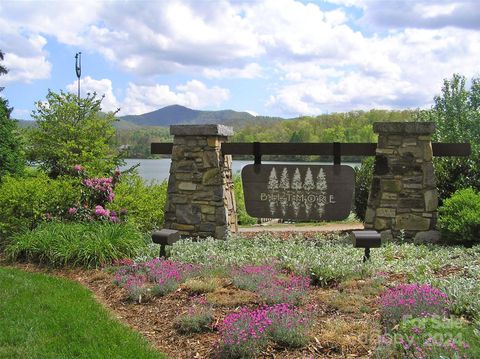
left=119, top=104, right=262, bottom=127
left=15, top=104, right=283, bottom=129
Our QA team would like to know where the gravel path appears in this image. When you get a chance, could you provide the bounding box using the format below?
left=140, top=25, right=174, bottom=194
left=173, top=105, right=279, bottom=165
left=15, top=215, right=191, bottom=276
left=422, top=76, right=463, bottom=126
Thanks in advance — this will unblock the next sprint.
left=238, top=222, right=364, bottom=233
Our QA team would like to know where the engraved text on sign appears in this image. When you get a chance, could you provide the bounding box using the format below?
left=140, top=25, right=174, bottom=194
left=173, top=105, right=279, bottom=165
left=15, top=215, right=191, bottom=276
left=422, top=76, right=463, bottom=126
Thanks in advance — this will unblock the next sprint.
left=241, top=164, right=355, bottom=221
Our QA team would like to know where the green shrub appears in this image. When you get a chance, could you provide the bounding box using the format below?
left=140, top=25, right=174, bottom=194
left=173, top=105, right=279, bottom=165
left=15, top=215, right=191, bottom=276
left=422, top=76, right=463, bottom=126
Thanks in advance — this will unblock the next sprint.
left=108, top=173, right=168, bottom=233
left=0, top=172, right=80, bottom=242
left=0, top=96, right=25, bottom=181
left=233, top=174, right=257, bottom=225
left=5, top=221, right=146, bottom=267
left=438, top=188, right=480, bottom=244
left=354, top=157, right=374, bottom=221
left=432, top=276, right=480, bottom=319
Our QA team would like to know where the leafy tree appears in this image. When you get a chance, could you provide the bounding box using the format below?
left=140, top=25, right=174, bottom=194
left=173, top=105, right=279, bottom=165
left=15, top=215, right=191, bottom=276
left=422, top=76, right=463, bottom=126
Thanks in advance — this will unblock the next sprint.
left=28, top=90, right=122, bottom=178
left=417, top=74, right=480, bottom=202
left=0, top=50, right=25, bottom=181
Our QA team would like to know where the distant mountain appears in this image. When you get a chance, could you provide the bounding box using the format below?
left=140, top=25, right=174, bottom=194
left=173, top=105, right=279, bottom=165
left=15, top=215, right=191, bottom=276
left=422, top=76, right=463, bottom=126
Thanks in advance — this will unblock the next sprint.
left=14, top=105, right=282, bottom=130
left=119, top=104, right=258, bottom=127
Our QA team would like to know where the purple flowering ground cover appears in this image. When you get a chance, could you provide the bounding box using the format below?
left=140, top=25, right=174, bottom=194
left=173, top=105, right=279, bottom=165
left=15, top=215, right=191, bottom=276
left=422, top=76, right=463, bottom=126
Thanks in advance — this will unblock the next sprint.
left=103, top=256, right=480, bottom=359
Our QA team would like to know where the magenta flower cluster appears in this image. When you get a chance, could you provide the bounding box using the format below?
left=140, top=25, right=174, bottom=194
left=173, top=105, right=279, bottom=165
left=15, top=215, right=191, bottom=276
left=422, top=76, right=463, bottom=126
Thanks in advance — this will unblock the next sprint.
left=83, top=177, right=115, bottom=203
left=231, top=264, right=310, bottom=305
left=63, top=165, right=125, bottom=223
left=257, top=274, right=310, bottom=305
left=113, top=258, right=201, bottom=300
left=218, top=304, right=311, bottom=357
left=378, top=283, right=449, bottom=329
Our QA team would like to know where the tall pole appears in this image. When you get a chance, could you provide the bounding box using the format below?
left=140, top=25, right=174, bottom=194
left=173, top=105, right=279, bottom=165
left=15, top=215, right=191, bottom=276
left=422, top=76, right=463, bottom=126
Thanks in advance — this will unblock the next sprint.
left=75, top=52, right=82, bottom=98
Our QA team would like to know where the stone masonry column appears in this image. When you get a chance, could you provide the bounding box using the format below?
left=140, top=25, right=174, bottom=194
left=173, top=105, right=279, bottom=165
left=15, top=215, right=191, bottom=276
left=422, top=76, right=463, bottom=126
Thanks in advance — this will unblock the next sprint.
left=365, top=122, right=439, bottom=242
left=163, top=124, right=238, bottom=240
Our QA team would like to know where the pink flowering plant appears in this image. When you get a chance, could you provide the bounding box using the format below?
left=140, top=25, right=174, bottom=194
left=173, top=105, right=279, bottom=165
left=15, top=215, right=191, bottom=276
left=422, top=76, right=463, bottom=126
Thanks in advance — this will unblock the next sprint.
left=230, top=264, right=278, bottom=292
left=218, top=304, right=312, bottom=357
left=265, top=303, right=313, bottom=348
left=145, top=258, right=201, bottom=296
left=230, top=264, right=310, bottom=305
left=218, top=307, right=271, bottom=358
left=378, top=283, right=449, bottom=329
left=257, top=274, right=310, bottom=306
left=113, top=258, right=202, bottom=301
left=64, top=165, right=125, bottom=223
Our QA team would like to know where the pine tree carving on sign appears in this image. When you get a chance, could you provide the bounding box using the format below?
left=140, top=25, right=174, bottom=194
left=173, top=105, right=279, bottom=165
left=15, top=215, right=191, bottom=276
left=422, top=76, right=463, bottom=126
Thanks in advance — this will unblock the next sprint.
left=279, top=167, right=290, bottom=216
left=291, top=168, right=303, bottom=217
left=316, top=168, right=327, bottom=218
left=303, top=167, right=315, bottom=216
left=267, top=167, right=279, bottom=216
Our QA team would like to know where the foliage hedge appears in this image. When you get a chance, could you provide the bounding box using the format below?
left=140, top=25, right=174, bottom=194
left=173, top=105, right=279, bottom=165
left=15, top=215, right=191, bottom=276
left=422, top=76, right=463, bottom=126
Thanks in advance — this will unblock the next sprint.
left=353, top=157, right=374, bottom=221
left=5, top=221, right=146, bottom=267
left=0, top=172, right=79, bottom=242
left=438, top=188, right=480, bottom=245
left=108, top=173, right=168, bottom=233
left=233, top=174, right=257, bottom=225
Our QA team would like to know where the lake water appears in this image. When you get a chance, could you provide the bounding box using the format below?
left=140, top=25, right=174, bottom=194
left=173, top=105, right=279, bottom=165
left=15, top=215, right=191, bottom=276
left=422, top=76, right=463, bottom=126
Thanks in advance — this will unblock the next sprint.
left=121, top=158, right=359, bottom=182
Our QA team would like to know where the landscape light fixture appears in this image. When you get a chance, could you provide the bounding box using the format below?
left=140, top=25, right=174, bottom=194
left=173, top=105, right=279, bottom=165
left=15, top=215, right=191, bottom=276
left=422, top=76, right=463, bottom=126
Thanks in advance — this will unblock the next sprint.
left=75, top=52, right=82, bottom=98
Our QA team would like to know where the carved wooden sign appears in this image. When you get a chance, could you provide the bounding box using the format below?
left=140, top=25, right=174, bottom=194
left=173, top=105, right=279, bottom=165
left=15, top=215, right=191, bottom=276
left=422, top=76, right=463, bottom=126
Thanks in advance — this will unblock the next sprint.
left=241, top=164, right=355, bottom=221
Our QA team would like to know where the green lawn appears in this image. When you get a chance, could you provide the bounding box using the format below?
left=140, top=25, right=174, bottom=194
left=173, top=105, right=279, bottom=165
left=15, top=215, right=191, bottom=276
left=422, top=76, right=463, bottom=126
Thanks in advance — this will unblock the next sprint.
left=0, top=267, right=166, bottom=359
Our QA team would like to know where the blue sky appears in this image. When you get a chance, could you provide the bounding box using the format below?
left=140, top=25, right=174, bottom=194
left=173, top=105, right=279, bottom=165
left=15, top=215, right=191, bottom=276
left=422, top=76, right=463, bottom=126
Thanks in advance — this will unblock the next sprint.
left=1, top=0, right=480, bottom=120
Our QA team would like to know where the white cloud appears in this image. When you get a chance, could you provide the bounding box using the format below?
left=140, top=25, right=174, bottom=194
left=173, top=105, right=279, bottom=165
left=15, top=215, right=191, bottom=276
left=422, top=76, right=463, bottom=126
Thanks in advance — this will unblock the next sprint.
left=65, top=76, right=230, bottom=115
left=203, top=63, right=263, bottom=79
left=360, top=0, right=480, bottom=30
left=0, top=34, right=51, bottom=83
left=2, top=0, right=480, bottom=117
left=121, top=80, right=229, bottom=115
left=66, top=76, right=120, bottom=112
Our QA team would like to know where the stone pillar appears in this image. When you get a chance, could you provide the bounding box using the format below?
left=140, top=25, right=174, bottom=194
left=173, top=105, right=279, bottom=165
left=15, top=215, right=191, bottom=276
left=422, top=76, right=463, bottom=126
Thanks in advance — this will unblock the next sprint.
left=163, top=124, right=238, bottom=240
left=365, top=122, right=439, bottom=242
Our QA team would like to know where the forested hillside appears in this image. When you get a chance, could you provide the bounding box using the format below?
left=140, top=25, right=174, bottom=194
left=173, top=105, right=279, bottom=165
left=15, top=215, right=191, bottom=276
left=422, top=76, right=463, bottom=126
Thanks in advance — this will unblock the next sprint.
left=115, top=109, right=415, bottom=159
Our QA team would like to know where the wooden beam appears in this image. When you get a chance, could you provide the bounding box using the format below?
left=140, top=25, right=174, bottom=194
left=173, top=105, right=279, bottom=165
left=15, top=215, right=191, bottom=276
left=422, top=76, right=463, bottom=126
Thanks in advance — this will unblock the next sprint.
left=151, top=142, right=471, bottom=157
left=432, top=143, right=471, bottom=156
left=221, top=142, right=377, bottom=156
left=151, top=143, right=173, bottom=155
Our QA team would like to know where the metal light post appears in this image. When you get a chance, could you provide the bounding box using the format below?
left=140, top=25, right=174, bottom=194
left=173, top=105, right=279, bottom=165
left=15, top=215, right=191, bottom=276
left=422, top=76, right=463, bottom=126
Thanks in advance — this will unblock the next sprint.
left=75, top=52, right=82, bottom=98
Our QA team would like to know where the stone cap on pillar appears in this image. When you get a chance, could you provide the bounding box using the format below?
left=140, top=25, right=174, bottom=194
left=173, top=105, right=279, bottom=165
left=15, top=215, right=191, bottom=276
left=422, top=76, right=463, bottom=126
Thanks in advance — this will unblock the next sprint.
left=373, top=122, right=436, bottom=135
left=170, top=124, right=234, bottom=136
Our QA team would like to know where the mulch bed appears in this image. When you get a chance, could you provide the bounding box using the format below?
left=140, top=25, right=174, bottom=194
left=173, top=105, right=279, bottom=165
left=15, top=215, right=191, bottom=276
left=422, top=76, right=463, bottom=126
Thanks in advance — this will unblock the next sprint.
left=1, top=259, right=383, bottom=358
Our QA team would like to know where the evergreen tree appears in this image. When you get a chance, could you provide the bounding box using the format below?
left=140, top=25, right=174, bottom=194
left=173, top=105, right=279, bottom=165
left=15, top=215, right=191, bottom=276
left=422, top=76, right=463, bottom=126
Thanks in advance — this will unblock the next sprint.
left=0, top=50, right=25, bottom=181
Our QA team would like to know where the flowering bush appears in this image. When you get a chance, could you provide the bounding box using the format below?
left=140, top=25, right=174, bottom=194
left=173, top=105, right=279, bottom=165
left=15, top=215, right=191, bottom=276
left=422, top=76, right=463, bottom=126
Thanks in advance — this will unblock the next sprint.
left=112, top=258, right=202, bottom=301
left=64, top=165, right=126, bottom=223
left=378, top=284, right=449, bottom=329
left=218, top=304, right=312, bottom=357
